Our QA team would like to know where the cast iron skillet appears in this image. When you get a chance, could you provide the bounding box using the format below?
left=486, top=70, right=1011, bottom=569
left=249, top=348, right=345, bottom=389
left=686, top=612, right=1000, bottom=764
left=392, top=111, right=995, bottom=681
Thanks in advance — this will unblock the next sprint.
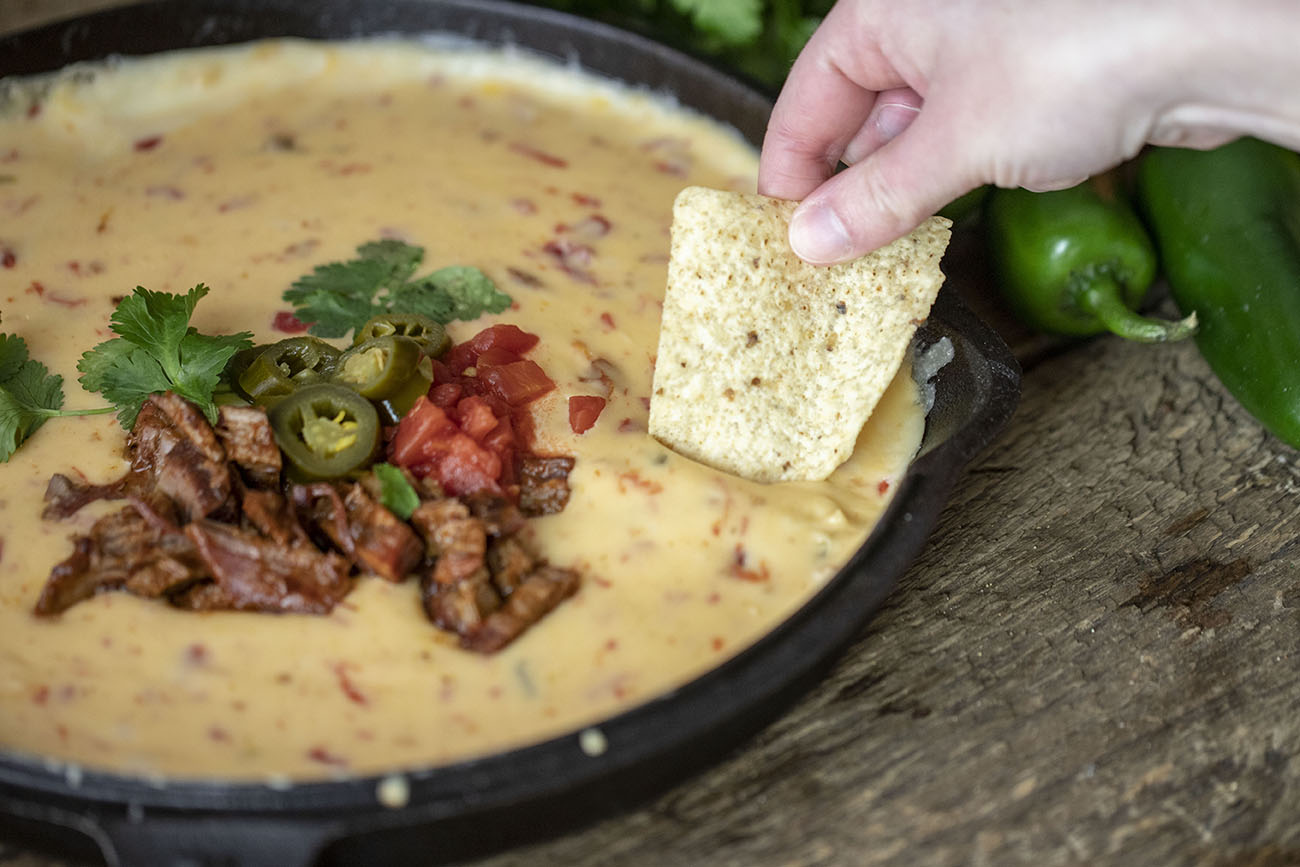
left=0, top=2, right=1021, bottom=864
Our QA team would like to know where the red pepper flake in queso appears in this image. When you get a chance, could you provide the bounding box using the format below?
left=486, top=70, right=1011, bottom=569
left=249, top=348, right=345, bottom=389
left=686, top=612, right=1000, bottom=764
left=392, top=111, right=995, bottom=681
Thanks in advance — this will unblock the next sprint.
left=541, top=238, right=596, bottom=284
left=509, top=142, right=568, bottom=168
left=272, top=310, right=311, bottom=334
left=133, top=135, right=164, bottom=152
left=730, top=544, right=770, bottom=583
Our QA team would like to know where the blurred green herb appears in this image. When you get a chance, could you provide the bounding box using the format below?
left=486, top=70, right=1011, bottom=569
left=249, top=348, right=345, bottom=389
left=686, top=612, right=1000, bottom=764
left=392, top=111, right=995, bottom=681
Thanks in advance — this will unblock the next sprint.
left=534, top=0, right=830, bottom=87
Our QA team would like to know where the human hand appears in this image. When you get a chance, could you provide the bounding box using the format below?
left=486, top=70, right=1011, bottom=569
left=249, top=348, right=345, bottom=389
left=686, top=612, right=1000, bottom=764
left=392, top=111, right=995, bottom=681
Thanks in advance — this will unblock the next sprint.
left=759, top=0, right=1300, bottom=264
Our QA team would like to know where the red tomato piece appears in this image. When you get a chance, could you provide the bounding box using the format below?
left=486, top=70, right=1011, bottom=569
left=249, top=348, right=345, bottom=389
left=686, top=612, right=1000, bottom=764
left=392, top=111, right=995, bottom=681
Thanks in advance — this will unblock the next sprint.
left=389, top=397, right=456, bottom=467
left=430, top=382, right=462, bottom=408
left=437, top=434, right=503, bottom=496
left=568, top=395, right=606, bottom=434
left=475, top=345, right=522, bottom=367
left=478, top=360, right=555, bottom=406
left=456, top=396, right=500, bottom=442
left=446, top=324, right=540, bottom=373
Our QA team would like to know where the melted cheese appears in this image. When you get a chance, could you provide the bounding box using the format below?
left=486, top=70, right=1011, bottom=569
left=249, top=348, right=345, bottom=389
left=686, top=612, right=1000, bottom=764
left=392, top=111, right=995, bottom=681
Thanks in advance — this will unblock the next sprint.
left=0, top=40, right=924, bottom=782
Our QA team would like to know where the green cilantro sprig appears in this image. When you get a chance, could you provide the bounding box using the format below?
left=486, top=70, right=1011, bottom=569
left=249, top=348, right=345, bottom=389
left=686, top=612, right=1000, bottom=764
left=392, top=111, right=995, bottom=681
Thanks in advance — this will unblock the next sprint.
left=0, top=334, right=114, bottom=462
left=283, top=240, right=512, bottom=340
left=372, top=462, right=420, bottom=520
left=77, top=284, right=253, bottom=429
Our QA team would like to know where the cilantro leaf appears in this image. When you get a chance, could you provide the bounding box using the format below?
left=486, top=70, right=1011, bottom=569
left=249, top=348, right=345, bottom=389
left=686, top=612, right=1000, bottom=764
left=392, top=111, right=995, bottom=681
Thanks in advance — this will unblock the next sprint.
left=0, top=333, right=115, bottom=461
left=283, top=241, right=513, bottom=340
left=110, top=285, right=204, bottom=374
left=78, top=285, right=253, bottom=428
left=355, top=239, right=425, bottom=284
left=283, top=259, right=394, bottom=338
left=392, top=266, right=512, bottom=323
left=372, top=462, right=420, bottom=520
left=80, top=341, right=172, bottom=430
left=0, top=333, right=29, bottom=383
left=0, top=352, right=65, bottom=461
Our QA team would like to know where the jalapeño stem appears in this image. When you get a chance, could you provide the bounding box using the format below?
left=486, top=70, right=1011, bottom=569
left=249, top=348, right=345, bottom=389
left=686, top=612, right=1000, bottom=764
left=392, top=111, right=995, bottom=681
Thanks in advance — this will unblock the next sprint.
left=1077, top=273, right=1198, bottom=343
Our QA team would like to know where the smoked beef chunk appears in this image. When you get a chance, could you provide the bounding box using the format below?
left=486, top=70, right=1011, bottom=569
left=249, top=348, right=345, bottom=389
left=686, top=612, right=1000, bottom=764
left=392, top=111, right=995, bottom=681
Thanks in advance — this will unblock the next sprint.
left=42, top=473, right=136, bottom=521
left=240, top=488, right=309, bottom=547
left=182, top=519, right=352, bottom=614
left=516, top=455, right=575, bottom=517
left=35, top=501, right=205, bottom=616
left=35, top=391, right=581, bottom=652
left=411, top=493, right=580, bottom=650
left=292, top=483, right=423, bottom=581
left=129, top=392, right=235, bottom=522
left=215, top=404, right=282, bottom=489
left=463, top=565, right=580, bottom=653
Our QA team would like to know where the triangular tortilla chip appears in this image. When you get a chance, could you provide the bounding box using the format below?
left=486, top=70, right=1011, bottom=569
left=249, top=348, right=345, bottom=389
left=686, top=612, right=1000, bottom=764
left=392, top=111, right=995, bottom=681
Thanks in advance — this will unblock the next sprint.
left=649, top=187, right=951, bottom=482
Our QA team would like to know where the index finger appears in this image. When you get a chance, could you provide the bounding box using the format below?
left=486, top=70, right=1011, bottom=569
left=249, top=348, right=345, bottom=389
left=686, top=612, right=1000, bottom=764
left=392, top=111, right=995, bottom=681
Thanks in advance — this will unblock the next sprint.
left=758, top=6, right=898, bottom=200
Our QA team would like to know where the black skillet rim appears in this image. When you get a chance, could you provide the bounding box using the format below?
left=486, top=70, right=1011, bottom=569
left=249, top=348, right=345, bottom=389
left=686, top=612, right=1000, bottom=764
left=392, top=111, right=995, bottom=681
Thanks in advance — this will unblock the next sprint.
left=0, top=0, right=1021, bottom=842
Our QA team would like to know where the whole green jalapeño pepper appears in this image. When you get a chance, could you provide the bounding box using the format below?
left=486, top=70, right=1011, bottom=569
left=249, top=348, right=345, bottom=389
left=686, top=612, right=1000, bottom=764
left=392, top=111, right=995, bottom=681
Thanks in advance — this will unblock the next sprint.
left=1138, top=138, right=1300, bottom=449
left=238, top=337, right=342, bottom=405
left=985, top=178, right=1196, bottom=342
left=268, top=383, right=381, bottom=481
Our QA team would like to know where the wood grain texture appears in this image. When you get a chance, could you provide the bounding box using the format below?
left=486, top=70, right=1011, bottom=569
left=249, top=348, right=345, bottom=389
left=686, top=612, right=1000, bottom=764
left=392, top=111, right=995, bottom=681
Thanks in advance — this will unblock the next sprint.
left=2, top=3, right=1298, bottom=866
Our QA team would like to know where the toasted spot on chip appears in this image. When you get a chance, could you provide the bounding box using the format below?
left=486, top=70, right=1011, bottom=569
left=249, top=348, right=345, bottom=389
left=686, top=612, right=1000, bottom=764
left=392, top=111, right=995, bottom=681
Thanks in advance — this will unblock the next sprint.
left=648, top=187, right=951, bottom=483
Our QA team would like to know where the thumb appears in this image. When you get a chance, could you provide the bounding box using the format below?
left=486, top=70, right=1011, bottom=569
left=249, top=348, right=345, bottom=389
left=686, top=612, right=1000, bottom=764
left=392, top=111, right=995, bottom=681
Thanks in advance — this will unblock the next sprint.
left=787, top=113, right=977, bottom=264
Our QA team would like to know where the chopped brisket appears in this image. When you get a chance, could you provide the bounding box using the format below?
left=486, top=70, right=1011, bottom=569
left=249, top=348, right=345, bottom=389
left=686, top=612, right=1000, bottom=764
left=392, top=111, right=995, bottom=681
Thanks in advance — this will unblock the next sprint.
left=34, top=503, right=205, bottom=616
left=34, top=390, right=582, bottom=650
left=183, top=519, right=352, bottom=614
left=215, top=405, right=281, bottom=489
left=486, top=535, right=536, bottom=597
left=291, top=483, right=422, bottom=581
left=421, top=572, right=502, bottom=635
left=462, top=565, right=580, bottom=653
left=339, top=484, right=423, bottom=581
left=128, top=393, right=234, bottom=522
left=517, top=455, right=575, bottom=516
left=463, top=493, right=526, bottom=538
left=291, top=483, right=354, bottom=556
left=410, top=499, right=486, bottom=585
left=241, top=488, right=309, bottom=547
left=42, top=472, right=137, bottom=520
left=410, top=498, right=499, bottom=633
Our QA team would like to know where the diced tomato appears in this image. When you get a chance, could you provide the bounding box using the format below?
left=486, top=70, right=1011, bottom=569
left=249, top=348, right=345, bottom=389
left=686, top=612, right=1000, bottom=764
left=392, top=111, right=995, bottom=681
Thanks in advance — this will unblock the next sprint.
left=430, top=382, right=462, bottom=408
left=445, top=324, right=539, bottom=373
left=568, top=395, right=606, bottom=434
left=475, top=345, right=522, bottom=367
left=456, top=396, right=499, bottom=442
left=389, top=397, right=457, bottom=467
left=392, top=324, right=560, bottom=497
left=482, top=414, right=515, bottom=455
left=437, top=434, right=503, bottom=496
left=478, top=359, right=555, bottom=406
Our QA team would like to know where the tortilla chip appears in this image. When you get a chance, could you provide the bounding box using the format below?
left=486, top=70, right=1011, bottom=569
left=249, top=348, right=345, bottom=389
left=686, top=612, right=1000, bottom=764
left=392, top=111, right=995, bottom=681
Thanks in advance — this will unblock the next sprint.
left=648, top=187, right=951, bottom=483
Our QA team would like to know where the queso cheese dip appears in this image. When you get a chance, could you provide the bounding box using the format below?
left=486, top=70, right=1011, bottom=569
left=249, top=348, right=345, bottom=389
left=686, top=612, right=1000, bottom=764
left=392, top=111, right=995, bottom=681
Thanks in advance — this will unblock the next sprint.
left=0, top=40, right=925, bottom=782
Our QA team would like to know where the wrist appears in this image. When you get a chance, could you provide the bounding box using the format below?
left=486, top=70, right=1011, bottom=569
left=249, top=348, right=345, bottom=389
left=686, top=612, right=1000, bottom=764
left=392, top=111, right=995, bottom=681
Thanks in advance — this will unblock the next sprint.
left=1149, top=0, right=1300, bottom=150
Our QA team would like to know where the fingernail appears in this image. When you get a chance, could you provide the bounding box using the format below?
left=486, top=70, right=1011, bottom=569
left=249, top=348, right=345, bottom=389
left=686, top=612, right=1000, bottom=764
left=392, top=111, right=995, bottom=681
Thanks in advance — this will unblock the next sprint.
left=790, top=202, right=853, bottom=264
left=873, top=102, right=919, bottom=142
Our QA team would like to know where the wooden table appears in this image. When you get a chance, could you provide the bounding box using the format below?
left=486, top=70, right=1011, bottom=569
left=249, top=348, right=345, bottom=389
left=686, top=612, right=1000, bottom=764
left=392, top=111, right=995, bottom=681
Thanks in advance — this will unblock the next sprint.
left=3, top=3, right=1298, bottom=865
